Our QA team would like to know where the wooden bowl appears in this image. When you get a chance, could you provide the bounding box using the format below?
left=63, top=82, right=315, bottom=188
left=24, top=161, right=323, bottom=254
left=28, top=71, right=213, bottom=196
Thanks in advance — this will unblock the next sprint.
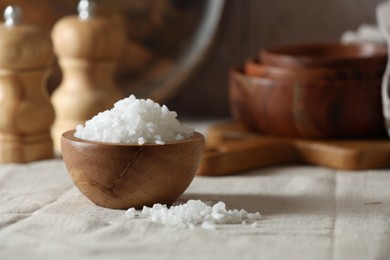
left=260, top=42, right=387, bottom=68
left=229, top=68, right=386, bottom=138
left=61, top=130, right=205, bottom=209
left=244, top=59, right=386, bottom=80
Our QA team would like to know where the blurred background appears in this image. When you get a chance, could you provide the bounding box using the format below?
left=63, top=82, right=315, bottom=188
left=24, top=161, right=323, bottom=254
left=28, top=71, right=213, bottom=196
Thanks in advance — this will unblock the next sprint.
left=168, top=0, right=384, bottom=117
left=0, top=0, right=384, bottom=117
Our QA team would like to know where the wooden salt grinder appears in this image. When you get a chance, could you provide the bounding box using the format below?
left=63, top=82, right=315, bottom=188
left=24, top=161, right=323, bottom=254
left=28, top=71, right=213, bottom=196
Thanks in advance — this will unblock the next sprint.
left=51, top=0, right=126, bottom=151
left=0, top=6, right=55, bottom=163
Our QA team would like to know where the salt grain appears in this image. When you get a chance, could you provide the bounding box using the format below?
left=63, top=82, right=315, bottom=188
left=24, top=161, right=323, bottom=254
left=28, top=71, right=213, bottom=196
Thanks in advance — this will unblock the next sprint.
left=125, top=208, right=137, bottom=218
left=74, top=95, right=194, bottom=144
left=247, top=212, right=262, bottom=220
left=125, top=200, right=261, bottom=230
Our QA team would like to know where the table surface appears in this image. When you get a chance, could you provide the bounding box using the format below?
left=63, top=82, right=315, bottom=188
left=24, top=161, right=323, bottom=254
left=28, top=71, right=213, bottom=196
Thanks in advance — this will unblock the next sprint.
left=1, top=121, right=390, bottom=260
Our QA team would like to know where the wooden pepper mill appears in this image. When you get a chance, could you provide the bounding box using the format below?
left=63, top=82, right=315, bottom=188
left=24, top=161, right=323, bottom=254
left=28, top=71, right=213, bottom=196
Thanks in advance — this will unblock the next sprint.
left=51, top=0, right=126, bottom=151
left=0, top=6, right=55, bottom=163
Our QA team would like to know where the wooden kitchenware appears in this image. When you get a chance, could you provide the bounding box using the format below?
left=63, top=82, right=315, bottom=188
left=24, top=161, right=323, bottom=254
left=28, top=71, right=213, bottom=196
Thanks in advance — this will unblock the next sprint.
left=61, top=130, right=205, bottom=209
left=198, top=122, right=390, bottom=176
left=244, top=59, right=385, bottom=80
left=51, top=0, right=126, bottom=151
left=205, top=42, right=389, bottom=175
left=0, top=6, right=55, bottom=163
left=229, top=68, right=386, bottom=138
left=260, top=42, right=387, bottom=68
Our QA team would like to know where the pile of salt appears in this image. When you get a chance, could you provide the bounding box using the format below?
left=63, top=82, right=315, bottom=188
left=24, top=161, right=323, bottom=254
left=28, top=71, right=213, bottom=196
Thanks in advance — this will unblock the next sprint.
left=126, top=200, right=261, bottom=230
left=74, top=95, right=194, bottom=145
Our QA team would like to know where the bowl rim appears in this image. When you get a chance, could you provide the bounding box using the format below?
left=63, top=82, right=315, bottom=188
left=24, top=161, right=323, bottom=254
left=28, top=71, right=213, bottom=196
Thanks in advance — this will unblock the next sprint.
left=230, top=67, right=383, bottom=86
left=245, top=58, right=385, bottom=73
left=61, top=129, right=204, bottom=147
left=259, top=42, right=388, bottom=67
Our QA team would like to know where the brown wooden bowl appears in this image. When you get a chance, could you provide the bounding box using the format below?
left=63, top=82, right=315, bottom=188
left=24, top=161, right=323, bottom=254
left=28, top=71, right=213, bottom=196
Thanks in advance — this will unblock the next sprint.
left=260, top=42, right=387, bottom=68
left=244, top=59, right=386, bottom=80
left=229, top=68, right=386, bottom=138
left=61, top=130, right=205, bottom=209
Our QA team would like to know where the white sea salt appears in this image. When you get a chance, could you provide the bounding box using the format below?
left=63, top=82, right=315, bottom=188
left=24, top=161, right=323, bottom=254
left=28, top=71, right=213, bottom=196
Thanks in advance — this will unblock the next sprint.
left=74, top=95, right=194, bottom=144
left=125, top=200, right=261, bottom=230
left=125, top=207, right=137, bottom=218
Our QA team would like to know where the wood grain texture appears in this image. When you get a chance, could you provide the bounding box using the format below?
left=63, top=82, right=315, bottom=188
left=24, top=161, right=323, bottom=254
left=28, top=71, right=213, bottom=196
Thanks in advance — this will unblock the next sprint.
left=0, top=21, right=54, bottom=163
left=260, top=42, right=387, bottom=68
left=244, top=59, right=386, bottom=80
left=198, top=122, right=390, bottom=176
left=61, top=130, right=205, bottom=209
left=0, top=24, right=53, bottom=69
left=51, top=16, right=127, bottom=59
left=229, top=68, right=386, bottom=138
left=0, top=72, right=54, bottom=163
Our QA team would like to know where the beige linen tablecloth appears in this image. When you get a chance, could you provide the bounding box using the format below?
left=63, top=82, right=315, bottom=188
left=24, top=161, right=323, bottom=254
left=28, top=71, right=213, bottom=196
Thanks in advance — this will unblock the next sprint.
left=1, top=122, right=390, bottom=260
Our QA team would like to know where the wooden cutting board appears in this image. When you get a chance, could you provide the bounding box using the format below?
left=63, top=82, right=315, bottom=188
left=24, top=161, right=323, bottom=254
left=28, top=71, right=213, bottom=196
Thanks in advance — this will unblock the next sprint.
left=197, top=122, right=390, bottom=176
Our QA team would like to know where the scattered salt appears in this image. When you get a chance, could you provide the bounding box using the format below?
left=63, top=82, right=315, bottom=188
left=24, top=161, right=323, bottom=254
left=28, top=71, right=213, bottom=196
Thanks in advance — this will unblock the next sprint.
left=247, top=212, right=262, bottom=220
left=125, top=200, right=261, bottom=230
left=74, top=95, right=194, bottom=144
left=201, top=221, right=217, bottom=230
left=125, top=208, right=137, bottom=218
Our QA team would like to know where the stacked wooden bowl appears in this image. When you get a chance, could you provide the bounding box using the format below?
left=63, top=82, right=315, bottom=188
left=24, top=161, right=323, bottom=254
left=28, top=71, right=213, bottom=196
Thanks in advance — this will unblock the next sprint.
left=229, top=42, right=388, bottom=138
